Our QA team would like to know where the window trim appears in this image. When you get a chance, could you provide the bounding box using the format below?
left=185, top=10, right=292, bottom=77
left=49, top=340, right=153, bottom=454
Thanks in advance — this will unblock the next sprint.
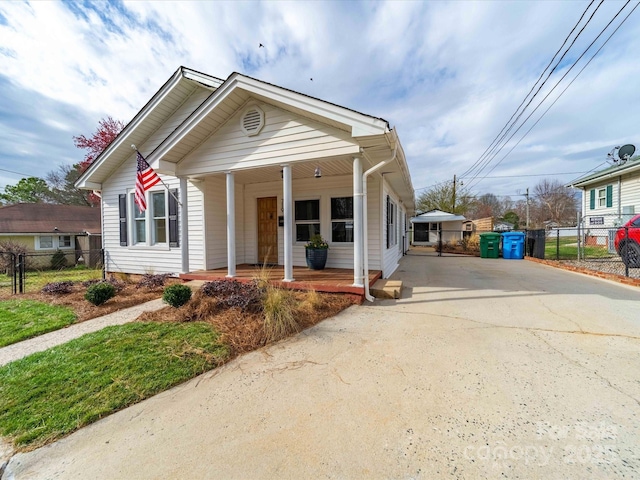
left=386, top=195, right=397, bottom=249
left=58, top=235, right=73, bottom=249
left=36, top=235, right=54, bottom=250
left=127, top=188, right=174, bottom=248
left=597, top=188, right=606, bottom=208
left=294, top=198, right=321, bottom=244
left=330, top=196, right=354, bottom=244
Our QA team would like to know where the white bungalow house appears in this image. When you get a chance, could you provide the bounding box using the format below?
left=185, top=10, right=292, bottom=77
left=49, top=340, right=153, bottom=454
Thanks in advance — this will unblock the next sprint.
left=410, top=210, right=465, bottom=246
left=76, top=67, right=415, bottom=292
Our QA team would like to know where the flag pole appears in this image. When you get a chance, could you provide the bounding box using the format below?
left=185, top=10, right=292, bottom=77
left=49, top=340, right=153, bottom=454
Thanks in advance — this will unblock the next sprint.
left=131, top=145, right=182, bottom=206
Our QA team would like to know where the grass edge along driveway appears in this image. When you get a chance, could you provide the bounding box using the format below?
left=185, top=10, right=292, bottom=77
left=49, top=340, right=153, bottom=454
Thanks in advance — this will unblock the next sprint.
left=0, top=300, right=76, bottom=348
left=0, top=321, right=229, bottom=450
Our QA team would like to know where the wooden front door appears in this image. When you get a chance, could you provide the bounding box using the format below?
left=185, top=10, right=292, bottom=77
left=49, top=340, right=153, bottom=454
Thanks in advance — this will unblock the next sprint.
left=257, top=197, right=278, bottom=265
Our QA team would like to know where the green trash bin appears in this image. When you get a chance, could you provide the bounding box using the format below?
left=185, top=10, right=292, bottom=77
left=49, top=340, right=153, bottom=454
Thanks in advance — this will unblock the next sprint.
left=479, top=232, right=501, bottom=258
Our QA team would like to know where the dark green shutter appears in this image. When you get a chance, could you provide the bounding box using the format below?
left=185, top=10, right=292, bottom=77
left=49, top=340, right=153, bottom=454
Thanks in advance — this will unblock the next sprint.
left=119, top=194, right=128, bottom=246
left=606, top=185, right=613, bottom=208
left=168, top=189, right=179, bottom=248
left=589, top=189, right=595, bottom=210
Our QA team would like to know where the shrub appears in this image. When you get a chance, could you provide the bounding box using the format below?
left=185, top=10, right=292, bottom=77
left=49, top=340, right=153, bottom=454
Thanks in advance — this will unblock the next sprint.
left=41, top=281, right=74, bottom=295
left=137, top=273, right=172, bottom=289
left=201, top=279, right=263, bottom=312
left=50, top=249, right=68, bottom=269
left=84, top=282, right=116, bottom=306
left=263, top=286, right=299, bottom=343
left=0, top=240, right=27, bottom=275
left=163, top=284, right=192, bottom=308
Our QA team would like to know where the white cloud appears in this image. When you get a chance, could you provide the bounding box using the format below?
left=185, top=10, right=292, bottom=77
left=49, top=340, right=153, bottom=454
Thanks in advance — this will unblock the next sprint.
left=0, top=0, right=639, bottom=198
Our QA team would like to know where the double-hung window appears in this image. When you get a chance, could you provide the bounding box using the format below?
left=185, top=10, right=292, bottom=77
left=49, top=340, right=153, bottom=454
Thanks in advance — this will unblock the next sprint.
left=121, top=189, right=178, bottom=247
left=386, top=196, right=397, bottom=248
left=151, top=191, right=167, bottom=244
left=295, top=199, right=320, bottom=242
left=59, top=236, right=72, bottom=248
left=598, top=188, right=607, bottom=208
left=331, top=197, right=353, bottom=243
left=38, top=236, right=53, bottom=249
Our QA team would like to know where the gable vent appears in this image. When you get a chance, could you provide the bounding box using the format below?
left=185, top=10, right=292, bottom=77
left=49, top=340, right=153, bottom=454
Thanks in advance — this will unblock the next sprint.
left=240, top=105, right=264, bottom=136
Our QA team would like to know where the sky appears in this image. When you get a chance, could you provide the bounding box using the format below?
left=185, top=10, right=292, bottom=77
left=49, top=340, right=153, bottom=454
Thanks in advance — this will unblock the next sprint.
left=1, top=0, right=639, bottom=202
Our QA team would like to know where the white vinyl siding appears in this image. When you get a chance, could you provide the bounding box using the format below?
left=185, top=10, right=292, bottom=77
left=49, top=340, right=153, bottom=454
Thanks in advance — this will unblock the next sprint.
left=382, top=179, right=405, bottom=278
left=203, top=175, right=245, bottom=270
left=178, top=103, right=360, bottom=177
left=102, top=162, right=182, bottom=275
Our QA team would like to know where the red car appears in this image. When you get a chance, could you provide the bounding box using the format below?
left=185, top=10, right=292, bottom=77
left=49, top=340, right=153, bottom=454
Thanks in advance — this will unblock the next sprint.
left=614, top=214, right=640, bottom=267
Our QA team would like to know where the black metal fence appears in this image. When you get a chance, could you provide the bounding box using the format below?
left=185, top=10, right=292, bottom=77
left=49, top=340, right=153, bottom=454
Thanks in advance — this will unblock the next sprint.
left=0, top=249, right=105, bottom=296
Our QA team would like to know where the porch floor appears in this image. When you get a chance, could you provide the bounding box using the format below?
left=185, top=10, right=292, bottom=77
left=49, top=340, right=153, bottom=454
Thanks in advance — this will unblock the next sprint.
left=180, top=265, right=382, bottom=297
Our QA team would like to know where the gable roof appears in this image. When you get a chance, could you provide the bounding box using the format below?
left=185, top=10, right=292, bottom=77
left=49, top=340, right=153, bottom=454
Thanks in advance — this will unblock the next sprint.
left=412, top=210, right=466, bottom=223
left=76, top=67, right=414, bottom=210
left=76, top=67, right=224, bottom=189
left=570, top=156, right=640, bottom=188
left=0, top=204, right=101, bottom=235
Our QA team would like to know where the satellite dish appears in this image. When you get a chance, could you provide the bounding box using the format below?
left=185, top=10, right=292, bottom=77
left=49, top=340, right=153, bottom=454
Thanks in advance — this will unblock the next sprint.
left=618, top=144, right=636, bottom=161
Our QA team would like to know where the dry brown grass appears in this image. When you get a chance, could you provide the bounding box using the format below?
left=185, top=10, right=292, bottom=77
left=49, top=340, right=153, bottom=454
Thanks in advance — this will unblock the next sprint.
left=138, top=287, right=355, bottom=355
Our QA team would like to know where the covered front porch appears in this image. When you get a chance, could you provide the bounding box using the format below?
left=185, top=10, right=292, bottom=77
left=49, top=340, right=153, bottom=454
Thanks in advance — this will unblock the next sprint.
left=180, top=264, right=382, bottom=297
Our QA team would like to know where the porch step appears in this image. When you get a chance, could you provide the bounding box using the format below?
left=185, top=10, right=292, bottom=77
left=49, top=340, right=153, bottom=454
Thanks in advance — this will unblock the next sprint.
left=371, top=279, right=402, bottom=299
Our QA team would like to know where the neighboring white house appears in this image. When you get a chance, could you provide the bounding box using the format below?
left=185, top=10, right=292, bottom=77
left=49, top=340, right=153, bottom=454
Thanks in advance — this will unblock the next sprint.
left=570, top=155, right=640, bottom=250
left=76, top=67, right=415, bottom=286
left=571, top=156, right=640, bottom=228
left=411, top=210, right=465, bottom=246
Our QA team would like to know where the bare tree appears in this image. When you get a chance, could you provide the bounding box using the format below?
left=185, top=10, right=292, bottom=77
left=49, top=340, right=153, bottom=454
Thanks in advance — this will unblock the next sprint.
left=532, top=179, right=577, bottom=226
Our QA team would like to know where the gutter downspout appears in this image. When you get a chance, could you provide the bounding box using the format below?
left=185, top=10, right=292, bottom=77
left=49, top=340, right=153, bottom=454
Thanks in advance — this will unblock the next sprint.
left=362, top=146, right=397, bottom=302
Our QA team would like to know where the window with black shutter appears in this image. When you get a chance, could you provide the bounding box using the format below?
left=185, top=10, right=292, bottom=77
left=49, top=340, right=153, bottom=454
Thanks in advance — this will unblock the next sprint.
left=119, top=194, right=128, bottom=246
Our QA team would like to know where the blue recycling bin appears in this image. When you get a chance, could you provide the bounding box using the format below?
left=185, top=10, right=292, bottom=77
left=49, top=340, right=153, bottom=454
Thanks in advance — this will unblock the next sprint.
left=501, top=232, right=525, bottom=260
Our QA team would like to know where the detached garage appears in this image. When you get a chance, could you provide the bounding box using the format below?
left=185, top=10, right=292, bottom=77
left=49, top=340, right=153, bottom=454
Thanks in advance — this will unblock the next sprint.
left=411, top=210, right=466, bottom=246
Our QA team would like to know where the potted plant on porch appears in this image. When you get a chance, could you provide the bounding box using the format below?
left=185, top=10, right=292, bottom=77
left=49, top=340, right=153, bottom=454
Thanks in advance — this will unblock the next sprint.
left=305, top=234, right=329, bottom=270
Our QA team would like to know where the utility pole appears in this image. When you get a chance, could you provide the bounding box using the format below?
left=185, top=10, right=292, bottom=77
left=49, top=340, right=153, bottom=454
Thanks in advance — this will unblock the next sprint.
left=525, top=187, right=530, bottom=229
left=452, top=174, right=457, bottom=213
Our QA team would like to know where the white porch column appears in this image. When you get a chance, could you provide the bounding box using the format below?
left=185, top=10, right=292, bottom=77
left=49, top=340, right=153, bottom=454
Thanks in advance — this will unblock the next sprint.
left=353, top=156, right=364, bottom=287
left=180, top=177, right=189, bottom=274
left=225, top=171, right=236, bottom=278
left=282, top=164, right=294, bottom=282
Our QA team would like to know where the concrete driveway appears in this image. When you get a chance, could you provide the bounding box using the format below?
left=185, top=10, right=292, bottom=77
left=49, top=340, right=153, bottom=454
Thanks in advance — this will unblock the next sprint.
left=5, top=253, right=640, bottom=479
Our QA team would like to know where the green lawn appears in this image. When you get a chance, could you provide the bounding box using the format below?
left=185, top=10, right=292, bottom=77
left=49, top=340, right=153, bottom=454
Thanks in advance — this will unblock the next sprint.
left=544, top=236, right=615, bottom=260
left=0, top=300, right=76, bottom=347
left=0, top=322, right=229, bottom=448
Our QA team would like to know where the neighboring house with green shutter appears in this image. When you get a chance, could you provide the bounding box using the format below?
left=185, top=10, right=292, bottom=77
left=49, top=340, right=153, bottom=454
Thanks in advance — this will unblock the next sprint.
left=570, top=156, right=640, bottom=229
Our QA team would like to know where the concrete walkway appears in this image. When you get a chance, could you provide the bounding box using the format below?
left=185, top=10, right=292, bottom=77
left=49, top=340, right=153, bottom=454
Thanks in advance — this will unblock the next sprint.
left=0, top=298, right=165, bottom=367
left=4, top=255, right=640, bottom=479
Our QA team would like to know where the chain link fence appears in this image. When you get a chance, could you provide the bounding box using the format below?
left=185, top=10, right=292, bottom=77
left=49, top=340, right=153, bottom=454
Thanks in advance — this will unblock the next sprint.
left=0, top=249, right=104, bottom=296
left=414, top=221, right=639, bottom=280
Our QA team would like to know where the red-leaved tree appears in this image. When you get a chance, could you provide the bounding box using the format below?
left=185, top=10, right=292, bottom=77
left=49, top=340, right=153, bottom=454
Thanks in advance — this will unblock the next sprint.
left=73, top=116, right=125, bottom=205
left=73, top=116, right=125, bottom=170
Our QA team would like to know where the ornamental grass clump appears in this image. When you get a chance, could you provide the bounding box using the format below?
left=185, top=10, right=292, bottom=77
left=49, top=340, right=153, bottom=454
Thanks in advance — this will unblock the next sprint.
left=262, top=286, right=299, bottom=343
left=163, top=284, right=192, bottom=308
left=84, top=282, right=116, bottom=306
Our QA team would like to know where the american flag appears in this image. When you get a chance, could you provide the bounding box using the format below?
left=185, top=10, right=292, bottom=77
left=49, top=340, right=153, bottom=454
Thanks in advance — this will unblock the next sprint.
left=135, top=151, right=161, bottom=212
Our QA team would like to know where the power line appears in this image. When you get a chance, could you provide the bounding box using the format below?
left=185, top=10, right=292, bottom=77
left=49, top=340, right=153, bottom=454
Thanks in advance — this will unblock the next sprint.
left=459, top=0, right=600, bottom=180
left=0, top=167, right=38, bottom=178
left=465, top=0, right=636, bottom=191
left=467, top=1, right=638, bottom=189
